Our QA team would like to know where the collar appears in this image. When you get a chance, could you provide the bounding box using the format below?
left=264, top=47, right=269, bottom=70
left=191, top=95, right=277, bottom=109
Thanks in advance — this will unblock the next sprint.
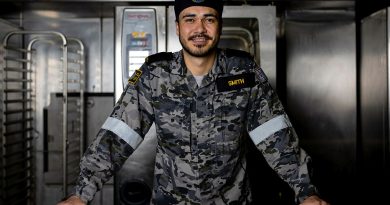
left=170, top=49, right=227, bottom=77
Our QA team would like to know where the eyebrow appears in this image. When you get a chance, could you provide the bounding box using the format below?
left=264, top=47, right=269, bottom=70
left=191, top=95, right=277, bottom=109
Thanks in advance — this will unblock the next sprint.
left=182, top=14, right=196, bottom=18
left=181, top=13, right=218, bottom=19
left=203, top=14, right=218, bottom=18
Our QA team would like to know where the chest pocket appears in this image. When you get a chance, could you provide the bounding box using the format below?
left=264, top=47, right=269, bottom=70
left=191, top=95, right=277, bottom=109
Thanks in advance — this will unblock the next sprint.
left=154, top=96, right=192, bottom=156
left=212, top=89, right=249, bottom=155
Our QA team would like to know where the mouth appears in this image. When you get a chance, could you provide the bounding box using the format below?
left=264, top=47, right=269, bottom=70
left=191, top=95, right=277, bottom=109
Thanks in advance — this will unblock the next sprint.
left=189, top=34, right=211, bottom=46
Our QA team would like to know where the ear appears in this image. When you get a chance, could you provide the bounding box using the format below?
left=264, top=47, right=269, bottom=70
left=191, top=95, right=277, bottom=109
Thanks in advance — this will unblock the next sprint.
left=175, top=20, right=179, bottom=36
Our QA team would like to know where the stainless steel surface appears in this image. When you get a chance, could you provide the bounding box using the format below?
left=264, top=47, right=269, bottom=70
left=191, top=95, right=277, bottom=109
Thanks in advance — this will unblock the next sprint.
left=0, top=30, right=66, bottom=205
left=114, top=6, right=166, bottom=101
left=360, top=7, right=390, bottom=202
left=21, top=16, right=103, bottom=93
left=5, top=30, right=69, bottom=198
left=388, top=8, right=390, bottom=169
left=285, top=12, right=356, bottom=202
left=27, top=37, right=66, bottom=204
left=2, top=4, right=117, bottom=204
left=101, top=18, right=115, bottom=93
left=2, top=30, right=87, bottom=201
left=167, top=5, right=277, bottom=88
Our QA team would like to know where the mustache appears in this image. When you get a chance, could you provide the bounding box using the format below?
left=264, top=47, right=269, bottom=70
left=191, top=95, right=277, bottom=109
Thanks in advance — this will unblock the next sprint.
left=188, top=34, right=212, bottom=40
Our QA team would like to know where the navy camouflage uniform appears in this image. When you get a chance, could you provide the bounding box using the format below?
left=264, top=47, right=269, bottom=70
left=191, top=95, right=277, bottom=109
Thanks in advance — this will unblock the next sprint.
left=74, top=48, right=318, bottom=204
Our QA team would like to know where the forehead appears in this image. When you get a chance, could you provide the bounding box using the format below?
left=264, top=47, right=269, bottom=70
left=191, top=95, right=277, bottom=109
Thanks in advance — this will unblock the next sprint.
left=179, top=6, right=219, bottom=18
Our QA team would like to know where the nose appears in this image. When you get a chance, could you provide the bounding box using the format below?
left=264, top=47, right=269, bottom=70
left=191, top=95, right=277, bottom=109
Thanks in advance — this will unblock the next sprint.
left=193, top=18, right=207, bottom=33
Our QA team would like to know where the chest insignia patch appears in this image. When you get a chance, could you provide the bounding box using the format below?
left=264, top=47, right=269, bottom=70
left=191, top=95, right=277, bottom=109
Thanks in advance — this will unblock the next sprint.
left=216, top=73, right=255, bottom=92
left=128, top=69, right=142, bottom=85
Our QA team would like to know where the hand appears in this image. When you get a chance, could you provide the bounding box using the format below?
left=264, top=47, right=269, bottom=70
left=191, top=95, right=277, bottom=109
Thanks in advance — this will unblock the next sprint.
left=300, top=195, right=329, bottom=205
left=57, top=195, right=86, bottom=205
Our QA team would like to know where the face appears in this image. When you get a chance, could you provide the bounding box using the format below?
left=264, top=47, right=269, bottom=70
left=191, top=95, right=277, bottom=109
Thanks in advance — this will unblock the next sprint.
left=176, top=6, right=221, bottom=57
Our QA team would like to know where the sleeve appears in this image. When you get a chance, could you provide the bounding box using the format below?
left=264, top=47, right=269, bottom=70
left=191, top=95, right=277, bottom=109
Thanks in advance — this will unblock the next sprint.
left=74, top=64, right=155, bottom=203
left=246, top=66, right=318, bottom=203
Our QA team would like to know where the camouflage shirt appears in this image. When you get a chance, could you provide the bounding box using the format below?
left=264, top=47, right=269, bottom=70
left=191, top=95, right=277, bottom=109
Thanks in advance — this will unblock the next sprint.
left=74, top=48, right=318, bottom=204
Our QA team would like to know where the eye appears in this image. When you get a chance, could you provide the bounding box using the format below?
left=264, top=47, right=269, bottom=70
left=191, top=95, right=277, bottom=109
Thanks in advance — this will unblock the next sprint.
left=204, top=17, right=217, bottom=24
left=183, top=17, right=195, bottom=24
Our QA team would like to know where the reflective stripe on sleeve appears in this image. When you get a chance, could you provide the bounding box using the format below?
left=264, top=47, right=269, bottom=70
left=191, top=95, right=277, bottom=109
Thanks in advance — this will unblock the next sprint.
left=101, top=117, right=143, bottom=149
left=249, top=114, right=291, bottom=146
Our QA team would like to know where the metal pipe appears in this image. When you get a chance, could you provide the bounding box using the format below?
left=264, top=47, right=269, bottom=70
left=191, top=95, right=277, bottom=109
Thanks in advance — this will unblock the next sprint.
left=4, top=89, right=33, bottom=93
left=67, top=37, right=85, bottom=160
left=3, top=56, right=32, bottom=63
left=3, top=128, right=33, bottom=137
left=62, top=40, right=69, bottom=197
left=2, top=156, right=33, bottom=169
left=4, top=118, right=33, bottom=126
left=4, top=79, right=33, bottom=82
left=4, top=99, right=33, bottom=104
left=3, top=147, right=33, bottom=158
left=3, top=46, right=30, bottom=53
left=3, top=137, right=34, bottom=147
left=4, top=67, right=33, bottom=72
left=4, top=108, right=33, bottom=115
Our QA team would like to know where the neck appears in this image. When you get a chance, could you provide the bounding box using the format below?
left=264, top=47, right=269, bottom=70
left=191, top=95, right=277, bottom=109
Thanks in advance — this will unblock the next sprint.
left=182, top=50, right=217, bottom=76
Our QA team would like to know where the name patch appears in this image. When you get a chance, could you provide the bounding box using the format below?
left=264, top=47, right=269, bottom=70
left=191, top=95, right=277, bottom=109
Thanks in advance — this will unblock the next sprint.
left=128, top=69, right=142, bottom=85
left=216, top=73, right=255, bottom=92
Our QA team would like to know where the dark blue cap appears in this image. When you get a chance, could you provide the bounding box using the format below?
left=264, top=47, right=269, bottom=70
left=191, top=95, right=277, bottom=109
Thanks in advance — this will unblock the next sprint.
left=174, top=0, right=224, bottom=20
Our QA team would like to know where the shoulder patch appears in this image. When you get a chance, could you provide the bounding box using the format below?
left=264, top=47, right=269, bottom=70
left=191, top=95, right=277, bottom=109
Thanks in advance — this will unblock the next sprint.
left=128, top=69, right=142, bottom=85
left=145, top=52, right=173, bottom=64
left=255, top=67, right=268, bottom=83
left=225, top=48, right=253, bottom=59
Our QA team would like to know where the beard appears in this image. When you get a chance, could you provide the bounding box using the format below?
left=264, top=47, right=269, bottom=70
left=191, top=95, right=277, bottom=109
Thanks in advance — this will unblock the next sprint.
left=179, top=33, right=220, bottom=57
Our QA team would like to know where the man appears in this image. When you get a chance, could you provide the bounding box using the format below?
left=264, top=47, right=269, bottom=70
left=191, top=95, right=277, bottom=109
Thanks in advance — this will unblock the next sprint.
left=59, top=0, right=329, bottom=204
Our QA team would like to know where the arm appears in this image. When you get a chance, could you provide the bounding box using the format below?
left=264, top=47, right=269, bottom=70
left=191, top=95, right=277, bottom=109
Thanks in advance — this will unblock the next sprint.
left=300, top=195, right=329, bottom=205
left=58, top=65, right=154, bottom=204
left=246, top=66, right=326, bottom=204
left=57, top=196, right=85, bottom=205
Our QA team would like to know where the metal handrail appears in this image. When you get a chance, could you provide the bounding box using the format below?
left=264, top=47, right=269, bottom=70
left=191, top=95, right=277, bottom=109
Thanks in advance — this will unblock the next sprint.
left=67, top=37, right=85, bottom=160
